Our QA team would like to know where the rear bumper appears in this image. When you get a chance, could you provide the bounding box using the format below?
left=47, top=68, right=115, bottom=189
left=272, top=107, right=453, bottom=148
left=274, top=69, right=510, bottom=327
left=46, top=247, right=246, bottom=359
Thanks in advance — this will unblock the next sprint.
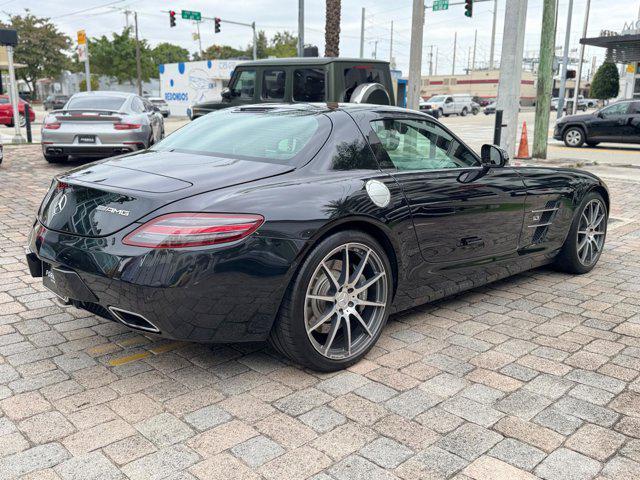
left=26, top=222, right=303, bottom=343
left=42, top=143, right=145, bottom=157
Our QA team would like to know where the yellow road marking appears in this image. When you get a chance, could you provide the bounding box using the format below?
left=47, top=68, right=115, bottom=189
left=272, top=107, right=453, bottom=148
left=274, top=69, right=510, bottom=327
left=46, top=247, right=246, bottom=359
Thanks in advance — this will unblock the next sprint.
left=108, top=351, right=151, bottom=366
left=107, top=341, right=186, bottom=366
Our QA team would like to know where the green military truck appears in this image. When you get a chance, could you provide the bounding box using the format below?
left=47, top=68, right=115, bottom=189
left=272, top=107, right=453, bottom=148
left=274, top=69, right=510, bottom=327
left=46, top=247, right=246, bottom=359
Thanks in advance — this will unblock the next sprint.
left=188, top=57, right=395, bottom=119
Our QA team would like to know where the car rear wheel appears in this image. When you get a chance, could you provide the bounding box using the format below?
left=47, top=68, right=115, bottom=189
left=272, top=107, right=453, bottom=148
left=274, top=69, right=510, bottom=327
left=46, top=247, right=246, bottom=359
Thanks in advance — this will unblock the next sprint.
left=269, top=230, right=392, bottom=371
left=554, top=192, right=607, bottom=274
left=18, top=113, right=26, bottom=127
left=460, top=107, right=468, bottom=117
left=44, top=153, right=68, bottom=163
left=563, top=127, right=585, bottom=147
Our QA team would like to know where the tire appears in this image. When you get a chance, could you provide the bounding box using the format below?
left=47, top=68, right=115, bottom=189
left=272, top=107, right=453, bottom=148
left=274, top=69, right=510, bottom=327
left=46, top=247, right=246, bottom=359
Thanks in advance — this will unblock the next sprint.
left=563, top=126, right=585, bottom=148
left=443, top=113, right=450, bottom=118
left=269, top=230, right=393, bottom=371
left=554, top=191, right=607, bottom=274
left=472, top=107, right=479, bottom=115
left=460, top=107, right=468, bottom=117
left=18, top=113, right=26, bottom=127
left=437, top=109, right=443, bottom=118
left=586, top=141, right=599, bottom=147
left=44, top=154, right=67, bottom=163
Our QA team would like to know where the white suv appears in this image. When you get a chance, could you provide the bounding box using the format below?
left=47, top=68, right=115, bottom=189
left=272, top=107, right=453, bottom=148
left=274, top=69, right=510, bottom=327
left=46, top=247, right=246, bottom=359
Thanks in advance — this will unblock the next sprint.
left=421, top=94, right=474, bottom=117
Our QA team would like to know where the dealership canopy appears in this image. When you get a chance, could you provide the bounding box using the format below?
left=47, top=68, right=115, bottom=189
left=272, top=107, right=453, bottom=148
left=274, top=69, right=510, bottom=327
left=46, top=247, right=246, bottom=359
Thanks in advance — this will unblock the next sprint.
left=580, top=33, right=640, bottom=64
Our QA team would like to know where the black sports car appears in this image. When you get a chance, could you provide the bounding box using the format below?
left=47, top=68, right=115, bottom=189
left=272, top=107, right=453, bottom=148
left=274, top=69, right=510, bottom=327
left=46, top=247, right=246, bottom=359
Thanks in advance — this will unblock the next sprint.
left=26, top=104, right=609, bottom=371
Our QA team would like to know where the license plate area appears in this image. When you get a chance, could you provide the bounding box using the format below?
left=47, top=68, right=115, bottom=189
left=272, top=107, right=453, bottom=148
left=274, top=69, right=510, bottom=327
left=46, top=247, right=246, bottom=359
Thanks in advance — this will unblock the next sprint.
left=42, top=262, right=98, bottom=303
left=78, top=135, right=96, bottom=144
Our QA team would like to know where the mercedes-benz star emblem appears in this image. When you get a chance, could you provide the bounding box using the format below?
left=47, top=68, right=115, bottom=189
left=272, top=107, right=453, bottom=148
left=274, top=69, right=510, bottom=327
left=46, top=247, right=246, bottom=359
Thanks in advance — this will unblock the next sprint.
left=52, top=194, right=68, bottom=216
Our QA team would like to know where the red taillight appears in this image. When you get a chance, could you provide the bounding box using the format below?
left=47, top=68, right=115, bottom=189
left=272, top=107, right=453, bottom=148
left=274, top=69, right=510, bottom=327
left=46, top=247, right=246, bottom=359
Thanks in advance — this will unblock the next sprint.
left=122, top=213, right=265, bottom=248
left=43, top=122, right=61, bottom=130
left=114, top=122, right=142, bottom=130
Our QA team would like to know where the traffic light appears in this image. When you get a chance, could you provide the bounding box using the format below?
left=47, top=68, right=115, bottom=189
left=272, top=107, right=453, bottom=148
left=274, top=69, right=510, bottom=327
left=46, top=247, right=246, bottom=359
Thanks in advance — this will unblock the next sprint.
left=464, top=0, right=473, bottom=17
left=169, top=10, right=176, bottom=27
left=214, top=17, right=221, bottom=33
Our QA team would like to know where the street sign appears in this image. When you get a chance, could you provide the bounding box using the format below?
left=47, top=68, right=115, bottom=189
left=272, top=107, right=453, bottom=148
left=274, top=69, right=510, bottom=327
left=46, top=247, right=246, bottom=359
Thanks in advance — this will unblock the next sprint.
left=181, top=10, right=202, bottom=21
left=77, top=30, right=86, bottom=45
left=77, top=43, right=87, bottom=62
left=433, top=0, right=449, bottom=11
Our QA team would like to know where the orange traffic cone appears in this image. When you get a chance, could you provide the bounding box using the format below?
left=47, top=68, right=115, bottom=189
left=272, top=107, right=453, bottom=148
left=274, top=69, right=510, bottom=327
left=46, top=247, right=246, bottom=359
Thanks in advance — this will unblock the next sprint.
left=516, top=121, right=531, bottom=159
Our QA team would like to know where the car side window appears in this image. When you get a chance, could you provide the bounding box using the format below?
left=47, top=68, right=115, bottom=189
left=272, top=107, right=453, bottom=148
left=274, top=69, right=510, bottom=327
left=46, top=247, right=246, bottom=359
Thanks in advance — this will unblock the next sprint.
left=231, top=70, right=256, bottom=99
left=293, top=68, right=325, bottom=102
left=630, top=102, right=640, bottom=114
left=131, top=97, right=145, bottom=113
left=370, top=118, right=480, bottom=171
left=262, top=70, right=286, bottom=100
left=600, top=102, right=629, bottom=117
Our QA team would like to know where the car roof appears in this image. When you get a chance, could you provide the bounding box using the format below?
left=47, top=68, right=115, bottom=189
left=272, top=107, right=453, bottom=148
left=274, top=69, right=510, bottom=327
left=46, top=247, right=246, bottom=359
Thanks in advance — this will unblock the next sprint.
left=70, top=91, right=134, bottom=99
left=236, top=57, right=389, bottom=67
left=226, top=102, right=428, bottom=117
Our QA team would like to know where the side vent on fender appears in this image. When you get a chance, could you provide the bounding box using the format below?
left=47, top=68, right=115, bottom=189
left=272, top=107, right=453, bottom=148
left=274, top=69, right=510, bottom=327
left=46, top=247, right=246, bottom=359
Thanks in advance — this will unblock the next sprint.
left=528, top=200, right=561, bottom=244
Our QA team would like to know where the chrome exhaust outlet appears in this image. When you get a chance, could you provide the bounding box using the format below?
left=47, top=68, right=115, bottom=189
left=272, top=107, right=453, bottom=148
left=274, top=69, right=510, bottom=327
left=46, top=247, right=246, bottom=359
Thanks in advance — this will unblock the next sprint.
left=107, top=306, right=160, bottom=333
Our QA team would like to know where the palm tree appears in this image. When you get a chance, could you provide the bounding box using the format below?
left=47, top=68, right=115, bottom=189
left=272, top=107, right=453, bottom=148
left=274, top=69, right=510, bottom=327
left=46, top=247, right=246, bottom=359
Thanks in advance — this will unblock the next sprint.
left=325, top=0, right=341, bottom=57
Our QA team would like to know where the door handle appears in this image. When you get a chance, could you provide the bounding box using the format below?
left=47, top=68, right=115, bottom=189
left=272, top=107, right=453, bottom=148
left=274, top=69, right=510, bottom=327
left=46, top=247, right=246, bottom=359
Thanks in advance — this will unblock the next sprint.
left=460, top=236, right=484, bottom=247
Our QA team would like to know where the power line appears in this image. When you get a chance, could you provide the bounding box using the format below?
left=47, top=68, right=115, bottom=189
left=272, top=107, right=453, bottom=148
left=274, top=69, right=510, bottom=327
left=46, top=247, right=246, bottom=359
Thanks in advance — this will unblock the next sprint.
left=51, top=0, right=127, bottom=19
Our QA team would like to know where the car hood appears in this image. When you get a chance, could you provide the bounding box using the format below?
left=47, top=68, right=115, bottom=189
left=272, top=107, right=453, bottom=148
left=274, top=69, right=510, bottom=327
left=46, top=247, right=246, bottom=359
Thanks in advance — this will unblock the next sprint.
left=39, top=150, right=294, bottom=237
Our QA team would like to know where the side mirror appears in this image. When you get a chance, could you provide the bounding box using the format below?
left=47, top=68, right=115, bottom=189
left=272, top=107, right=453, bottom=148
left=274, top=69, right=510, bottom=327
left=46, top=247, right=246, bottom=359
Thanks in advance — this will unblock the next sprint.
left=221, top=87, right=231, bottom=100
left=481, top=144, right=509, bottom=167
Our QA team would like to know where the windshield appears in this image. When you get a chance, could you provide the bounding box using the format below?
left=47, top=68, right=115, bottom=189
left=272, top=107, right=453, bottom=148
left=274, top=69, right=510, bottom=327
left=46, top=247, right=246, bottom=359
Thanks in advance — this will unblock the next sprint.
left=153, top=109, right=324, bottom=163
left=66, top=96, right=126, bottom=111
left=428, top=96, right=445, bottom=103
left=150, top=99, right=166, bottom=105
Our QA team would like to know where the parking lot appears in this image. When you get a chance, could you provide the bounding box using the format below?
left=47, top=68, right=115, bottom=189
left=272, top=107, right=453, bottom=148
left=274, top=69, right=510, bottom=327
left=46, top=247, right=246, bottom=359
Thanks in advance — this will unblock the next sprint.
left=0, top=143, right=639, bottom=479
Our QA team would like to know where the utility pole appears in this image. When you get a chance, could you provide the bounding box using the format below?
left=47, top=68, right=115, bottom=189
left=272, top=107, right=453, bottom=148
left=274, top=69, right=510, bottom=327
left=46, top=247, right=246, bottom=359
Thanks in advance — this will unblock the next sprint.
left=472, top=29, right=477, bottom=71
left=556, top=0, right=573, bottom=119
left=389, top=21, right=394, bottom=64
left=359, top=8, right=365, bottom=58
left=407, top=0, right=425, bottom=111
left=435, top=46, right=438, bottom=74
left=429, top=45, right=434, bottom=76
left=134, top=12, right=142, bottom=95
left=467, top=46, right=472, bottom=73
left=452, top=32, right=457, bottom=75
left=496, top=0, right=528, bottom=159
left=489, top=0, right=498, bottom=69
left=571, top=0, right=590, bottom=114
left=252, top=22, right=257, bottom=60
left=298, top=0, right=305, bottom=57
left=533, top=0, right=557, bottom=159
left=195, top=21, right=203, bottom=58
left=373, top=40, right=378, bottom=59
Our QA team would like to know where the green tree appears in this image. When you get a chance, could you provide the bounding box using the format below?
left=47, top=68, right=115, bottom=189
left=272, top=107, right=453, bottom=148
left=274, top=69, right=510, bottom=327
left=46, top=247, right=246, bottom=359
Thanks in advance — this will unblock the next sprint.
left=268, top=31, right=297, bottom=57
left=79, top=76, right=99, bottom=92
left=325, top=0, right=341, bottom=57
left=152, top=42, right=190, bottom=66
left=194, top=44, right=247, bottom=61
left=89, top=28, right=155, bottom=83
left=590, top=62, right=620, bottom=101
left=2, top=11, right=71, bottom=97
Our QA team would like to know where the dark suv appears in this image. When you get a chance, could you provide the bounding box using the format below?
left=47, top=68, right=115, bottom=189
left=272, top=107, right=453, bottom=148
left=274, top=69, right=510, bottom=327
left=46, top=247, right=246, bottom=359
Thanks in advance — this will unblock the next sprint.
left=554, top=100, right=640, bottom=147
left=188, top=57, right=395, bottom=119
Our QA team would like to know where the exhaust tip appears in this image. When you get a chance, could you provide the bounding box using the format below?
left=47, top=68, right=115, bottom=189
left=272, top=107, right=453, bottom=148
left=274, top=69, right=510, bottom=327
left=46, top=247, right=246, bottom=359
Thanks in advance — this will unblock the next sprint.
left=107, top=306, right=160, bottom=333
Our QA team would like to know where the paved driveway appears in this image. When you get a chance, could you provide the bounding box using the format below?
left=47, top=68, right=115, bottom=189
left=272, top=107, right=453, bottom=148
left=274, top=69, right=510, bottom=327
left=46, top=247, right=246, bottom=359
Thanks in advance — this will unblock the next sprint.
left=1, top=145, right=640, bottom=480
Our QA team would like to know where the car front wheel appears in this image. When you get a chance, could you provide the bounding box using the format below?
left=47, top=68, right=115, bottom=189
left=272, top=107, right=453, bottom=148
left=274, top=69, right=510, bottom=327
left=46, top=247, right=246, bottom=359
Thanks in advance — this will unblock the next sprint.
left=270, top=230, right=392, bottom=371
left=460, top=107, right=468, bottom=116
left=563, top=127, right=585, bottom=147
left=555, top=192, right=607, bottom=274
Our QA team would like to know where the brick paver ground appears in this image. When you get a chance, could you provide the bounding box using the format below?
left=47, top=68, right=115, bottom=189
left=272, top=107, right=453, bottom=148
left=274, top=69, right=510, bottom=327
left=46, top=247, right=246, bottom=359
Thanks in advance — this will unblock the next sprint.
left=1, top=145, right=640, bottom=480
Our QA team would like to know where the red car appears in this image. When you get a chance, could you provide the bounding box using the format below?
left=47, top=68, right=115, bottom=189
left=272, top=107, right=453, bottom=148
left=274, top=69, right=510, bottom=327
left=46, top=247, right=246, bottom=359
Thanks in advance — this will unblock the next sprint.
left=0, top=95, right=36, bottom=127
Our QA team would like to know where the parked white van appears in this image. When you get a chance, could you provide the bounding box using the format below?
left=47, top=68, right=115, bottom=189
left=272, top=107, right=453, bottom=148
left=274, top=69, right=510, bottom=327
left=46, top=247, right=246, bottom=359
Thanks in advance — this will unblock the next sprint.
left=421, top=94, right=475, bottom=117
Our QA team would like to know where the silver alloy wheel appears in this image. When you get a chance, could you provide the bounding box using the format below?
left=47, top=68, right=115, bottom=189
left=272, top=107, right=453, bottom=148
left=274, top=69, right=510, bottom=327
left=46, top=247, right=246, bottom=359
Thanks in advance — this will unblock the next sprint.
left=304, top=242, right=388, bottom=360
left=565, top=129, right=582, bottom=146
left=18, top=113, right=26, bottom=127
left=577, top=198, right=606, bottom=266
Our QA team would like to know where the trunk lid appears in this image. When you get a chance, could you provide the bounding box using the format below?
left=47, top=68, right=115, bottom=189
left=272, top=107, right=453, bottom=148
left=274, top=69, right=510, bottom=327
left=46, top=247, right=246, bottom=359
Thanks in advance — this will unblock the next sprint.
left=39, top=150, right=294, bottom=237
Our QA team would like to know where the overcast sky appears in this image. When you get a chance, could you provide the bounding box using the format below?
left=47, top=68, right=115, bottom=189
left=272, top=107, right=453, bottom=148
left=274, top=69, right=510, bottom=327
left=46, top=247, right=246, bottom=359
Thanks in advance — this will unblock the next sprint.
left=6, top=0, right=639, bottom=77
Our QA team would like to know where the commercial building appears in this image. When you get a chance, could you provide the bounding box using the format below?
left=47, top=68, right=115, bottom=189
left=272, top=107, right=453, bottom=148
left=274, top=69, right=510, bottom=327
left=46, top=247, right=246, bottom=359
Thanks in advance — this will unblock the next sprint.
left=159, top=59, right=240, bottom=116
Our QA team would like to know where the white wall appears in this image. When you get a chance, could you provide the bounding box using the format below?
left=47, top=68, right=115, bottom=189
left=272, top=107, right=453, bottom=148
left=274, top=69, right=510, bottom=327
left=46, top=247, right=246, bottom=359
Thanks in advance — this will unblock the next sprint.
left=159, top=59, right=241, bottom=116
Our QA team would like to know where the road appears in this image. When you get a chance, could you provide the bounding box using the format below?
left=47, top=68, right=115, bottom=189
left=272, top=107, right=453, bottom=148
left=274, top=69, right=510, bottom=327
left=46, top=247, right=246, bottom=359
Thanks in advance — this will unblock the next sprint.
left=4, top=105, right=639, bottom=173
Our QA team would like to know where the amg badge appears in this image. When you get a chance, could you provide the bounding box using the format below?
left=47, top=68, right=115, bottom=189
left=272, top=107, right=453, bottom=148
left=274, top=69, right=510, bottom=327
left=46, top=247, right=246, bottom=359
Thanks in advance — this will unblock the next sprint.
left=96, top=205, right=130, bottom=217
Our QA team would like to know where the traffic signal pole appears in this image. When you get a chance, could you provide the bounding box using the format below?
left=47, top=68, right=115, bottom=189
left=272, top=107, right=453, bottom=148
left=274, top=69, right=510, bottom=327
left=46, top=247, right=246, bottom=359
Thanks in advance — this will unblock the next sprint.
left=407, top=0, right=425, bottom=111
left=533, top=0, right=557, bottom=159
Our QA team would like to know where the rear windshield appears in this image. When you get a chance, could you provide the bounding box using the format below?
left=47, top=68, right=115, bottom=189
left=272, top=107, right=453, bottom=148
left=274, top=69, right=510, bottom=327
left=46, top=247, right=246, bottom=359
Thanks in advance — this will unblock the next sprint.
left=153, top=109, right=324, bottom=163
left=66, top=96, right=126, bottom=111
